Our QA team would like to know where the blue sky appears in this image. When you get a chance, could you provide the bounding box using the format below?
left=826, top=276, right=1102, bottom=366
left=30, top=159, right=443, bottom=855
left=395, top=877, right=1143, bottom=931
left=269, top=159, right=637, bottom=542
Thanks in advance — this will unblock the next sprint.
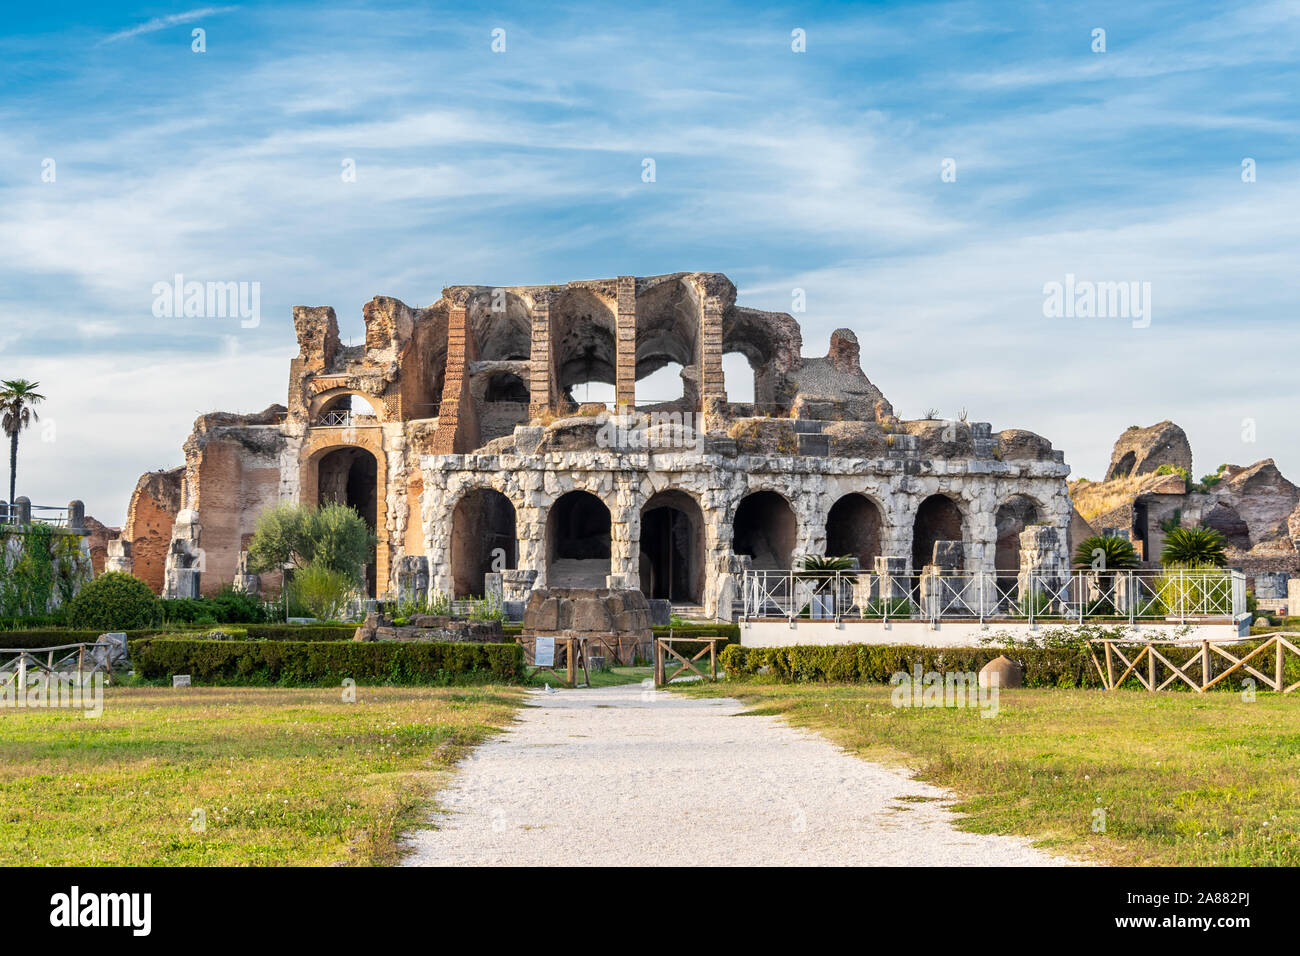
left=2, top=1, right=1297, bottom=525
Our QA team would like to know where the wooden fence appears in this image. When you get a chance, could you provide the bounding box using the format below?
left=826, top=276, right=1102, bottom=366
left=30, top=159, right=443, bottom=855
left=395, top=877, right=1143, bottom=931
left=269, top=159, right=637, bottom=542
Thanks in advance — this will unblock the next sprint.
left=0, top=640, right=118, bottom=685
left=1090, top=633, right=1300, bottom=694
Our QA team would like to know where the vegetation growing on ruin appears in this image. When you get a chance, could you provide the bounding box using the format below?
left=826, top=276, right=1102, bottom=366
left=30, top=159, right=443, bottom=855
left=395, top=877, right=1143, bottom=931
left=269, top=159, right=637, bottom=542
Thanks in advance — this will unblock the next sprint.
left=1161, top=526, right=1228, bottom=568
left=1071, top=534, right=1139, bottom=570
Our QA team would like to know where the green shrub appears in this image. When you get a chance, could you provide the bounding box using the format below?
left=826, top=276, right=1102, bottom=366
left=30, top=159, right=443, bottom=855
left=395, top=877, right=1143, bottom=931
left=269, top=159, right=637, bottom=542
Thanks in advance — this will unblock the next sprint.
left=128, top=637, right=524, bottom=685
left=248, top=502, right=374, bottom=587
left=287, top=562, right=357, bottom=621
left=0, top=628, right=169, bottom=649
left=719, top=642, right=1102, bottom=688
left=67, top=572, right=160, bottom=631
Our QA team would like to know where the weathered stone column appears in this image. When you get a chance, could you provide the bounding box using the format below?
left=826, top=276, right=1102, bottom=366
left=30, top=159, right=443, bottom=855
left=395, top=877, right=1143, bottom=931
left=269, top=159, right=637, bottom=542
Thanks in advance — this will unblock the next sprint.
left=615, top=275, right=637, bottom=410
left=1017, top=525, right=1066, bottom=612
left=529, top=293, right=553, bottom=416
left=699, top=293, right=726, bottom=431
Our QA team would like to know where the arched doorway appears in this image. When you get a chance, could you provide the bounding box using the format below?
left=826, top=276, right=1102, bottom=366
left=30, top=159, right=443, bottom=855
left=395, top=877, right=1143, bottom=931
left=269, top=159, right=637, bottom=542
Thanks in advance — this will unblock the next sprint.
left=911, top=494, right=963, bottom=572
left=639, top=490, right=704, bottom=603
left=316, top=447, right=378, bottom=596
left=825, top=493, right=883, bottom=570
left=994, top=495, right=1041, bottom=575
left=451, top=488, right=517, bottom=597
left=733, top=491, right=796, bottom=570
left=547, top=491, right=611, bottom=587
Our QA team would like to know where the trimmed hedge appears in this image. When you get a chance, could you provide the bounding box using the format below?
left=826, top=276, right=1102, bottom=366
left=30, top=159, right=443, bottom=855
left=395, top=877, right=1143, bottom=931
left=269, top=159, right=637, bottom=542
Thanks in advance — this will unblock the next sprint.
left=719, top=639, right=1300, bottom=690
left=0, top=628, right=171, bottom=650
left=0, top=623, right=358, bottom=649
left=719, top=643, right=1102, bottom=688
left=129, top=637, right=525, bottom=686
left=242, top=624, right=356, bottom=641
left=67, top=571, right=161, bottom=631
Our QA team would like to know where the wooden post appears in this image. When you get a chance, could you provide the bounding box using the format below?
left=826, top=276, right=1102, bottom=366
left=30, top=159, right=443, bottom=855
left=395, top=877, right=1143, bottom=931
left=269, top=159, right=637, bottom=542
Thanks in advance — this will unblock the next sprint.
left=710, top=639, right=717, bottom=680
left=1201, top=640, right=1210, bottom=690
left=1147, top=644, right=1155, bottom=692
left=566, top=638, right=575, bottom=686
left=1105, top=642, right=1114, bottom=690
left=1276, top=637, right=1285, bottom=694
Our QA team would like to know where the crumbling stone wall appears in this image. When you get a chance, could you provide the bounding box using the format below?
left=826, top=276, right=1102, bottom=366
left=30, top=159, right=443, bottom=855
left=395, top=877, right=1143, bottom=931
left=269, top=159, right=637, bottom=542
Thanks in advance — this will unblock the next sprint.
left=120, top=271, right=1075, bottom=610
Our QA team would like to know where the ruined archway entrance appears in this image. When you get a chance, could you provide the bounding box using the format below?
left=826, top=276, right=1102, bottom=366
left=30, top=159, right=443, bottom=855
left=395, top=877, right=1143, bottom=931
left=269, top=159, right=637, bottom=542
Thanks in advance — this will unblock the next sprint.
left=547, top=491, right=611, bottom=588
left=911, top=494, right=963, bottom=573
left=994, top=495, right=1041, bottom=575
left=639, top=490, right=704, bottom=604
left=317, top=447, right=378, bottom=596
left=733, top=491, right=796, bottom=570
left=451, top=488, right=517, bottom=598
left=825, top=493, right=883, bottom=570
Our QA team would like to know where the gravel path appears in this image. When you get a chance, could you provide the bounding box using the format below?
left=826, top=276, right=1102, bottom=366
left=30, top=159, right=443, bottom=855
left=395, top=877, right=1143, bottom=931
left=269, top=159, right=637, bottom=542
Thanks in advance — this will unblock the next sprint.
left=401, top=683, right=1070, bottom=866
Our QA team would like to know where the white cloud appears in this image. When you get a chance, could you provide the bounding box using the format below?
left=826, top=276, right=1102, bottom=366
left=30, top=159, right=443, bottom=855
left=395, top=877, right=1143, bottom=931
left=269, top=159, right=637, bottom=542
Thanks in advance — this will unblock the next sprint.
left=99, top=6, right=239, bottom=45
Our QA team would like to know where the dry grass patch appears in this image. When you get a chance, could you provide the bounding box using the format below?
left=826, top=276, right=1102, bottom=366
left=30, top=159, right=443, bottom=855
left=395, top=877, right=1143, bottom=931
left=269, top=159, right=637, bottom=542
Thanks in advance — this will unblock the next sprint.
left=0, top=685, right=522, bottom=866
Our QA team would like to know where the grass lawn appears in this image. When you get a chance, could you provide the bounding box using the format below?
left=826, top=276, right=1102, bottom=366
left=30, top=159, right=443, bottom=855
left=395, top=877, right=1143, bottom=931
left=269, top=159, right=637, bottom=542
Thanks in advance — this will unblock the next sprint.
left=677, top=681, right=1300, bottom=865
left=0, top=685, right=522, bottom=866
left=524, top=665, right=654, bottom=689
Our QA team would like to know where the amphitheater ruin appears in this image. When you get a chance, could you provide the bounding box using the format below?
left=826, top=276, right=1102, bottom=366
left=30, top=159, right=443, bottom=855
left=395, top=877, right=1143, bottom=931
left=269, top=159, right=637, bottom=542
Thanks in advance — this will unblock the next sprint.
left=104, top=271, right=1084, bottom=624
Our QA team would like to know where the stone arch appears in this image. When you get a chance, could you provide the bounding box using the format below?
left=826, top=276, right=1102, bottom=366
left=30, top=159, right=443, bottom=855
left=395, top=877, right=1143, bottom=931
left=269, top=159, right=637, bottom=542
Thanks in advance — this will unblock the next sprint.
left=635, top=277, right=700, bottom=410
left=300, top=436, right=388, bottom=597
left=551, top=287, right=617, bottom=407
left=467, top=290, right=533, bottom=361
left=910, top=493, right=965, bottom=572
left=721, top=307, right=801, bottom=412
left=825, top=492, right=884, bottom=570
left=545, top=490, right=612, bottom=587
left=308, top=388, right=388, bottom=424
left=994, top=494, right=1042, bottom=574
left=639, top=489, right=705, bottom=604
left=732, top=490, right=797, bottom=570
left=450, top=488, right=517, bottom=597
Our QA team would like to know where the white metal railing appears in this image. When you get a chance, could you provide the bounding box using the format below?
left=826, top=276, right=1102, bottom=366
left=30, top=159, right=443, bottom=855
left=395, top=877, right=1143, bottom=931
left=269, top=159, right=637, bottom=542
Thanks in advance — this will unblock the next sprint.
left=741, top=568, right=1246, bottom=625
left=0, top=503, right=73, bottom=527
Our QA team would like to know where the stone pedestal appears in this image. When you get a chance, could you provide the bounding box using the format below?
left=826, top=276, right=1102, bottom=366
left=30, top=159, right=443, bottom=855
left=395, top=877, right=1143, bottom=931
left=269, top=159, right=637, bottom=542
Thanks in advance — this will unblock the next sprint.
left=522, top=588, right=653, bottom=664
left=395, top=555, right=429, bottom=604
left=163, top=510, right=203, bottom=600
left=105, top=538, right=133, bottom=575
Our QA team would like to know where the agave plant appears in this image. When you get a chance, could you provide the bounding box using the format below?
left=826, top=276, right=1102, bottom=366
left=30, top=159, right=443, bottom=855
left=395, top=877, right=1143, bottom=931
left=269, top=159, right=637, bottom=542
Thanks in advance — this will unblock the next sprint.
left=1072, top=535, right=1138, bottom=570
left=1161, top=526, right=1228, bottom=568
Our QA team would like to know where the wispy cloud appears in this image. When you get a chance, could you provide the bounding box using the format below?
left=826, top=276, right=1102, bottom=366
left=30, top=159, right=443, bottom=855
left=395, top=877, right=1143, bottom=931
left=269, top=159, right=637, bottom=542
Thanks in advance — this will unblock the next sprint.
left=2, top=0, right=1297, bottom=522
left=99, top=5, right=238, bottom=45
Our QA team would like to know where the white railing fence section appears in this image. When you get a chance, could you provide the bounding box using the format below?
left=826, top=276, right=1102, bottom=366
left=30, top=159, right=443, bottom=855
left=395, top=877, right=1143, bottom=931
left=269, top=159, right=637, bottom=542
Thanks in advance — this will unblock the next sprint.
left=741, top=568, right=1246, bottom=624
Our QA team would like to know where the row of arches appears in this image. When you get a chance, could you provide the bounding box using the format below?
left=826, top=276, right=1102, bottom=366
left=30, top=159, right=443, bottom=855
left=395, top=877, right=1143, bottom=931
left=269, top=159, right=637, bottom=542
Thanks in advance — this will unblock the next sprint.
left=446, top=487, right=1050, bottom=602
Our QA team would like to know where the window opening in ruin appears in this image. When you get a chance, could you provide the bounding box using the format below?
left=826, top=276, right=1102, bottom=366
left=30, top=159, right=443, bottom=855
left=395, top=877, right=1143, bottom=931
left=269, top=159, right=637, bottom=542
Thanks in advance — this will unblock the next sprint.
left=994, top=496, right=1041, bottom=576
left=732, top=491, right=796, bottom=570
left=484, top=372, right=528, bottom=404
left=911, top=494, right=963, bottom=573
left=451, top=488, right=517, bottom=597
left=547, top=491, right=612, bottom=588
left=722, top=352, right=756, bottom=405
left=825, top=493, right=882, bottom=570
left=639, top=491, right=704, bottom=603
left=316, top=447, right=378, bottom=596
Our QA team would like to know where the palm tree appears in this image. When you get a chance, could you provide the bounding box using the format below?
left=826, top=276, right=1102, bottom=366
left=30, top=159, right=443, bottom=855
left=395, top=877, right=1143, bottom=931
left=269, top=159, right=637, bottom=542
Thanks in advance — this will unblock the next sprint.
left=0, top=379, right=46, bottom=519
left=1161, top=526, right=1228, bottom=568
left=1072, top=534, right=1138, bottom=570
